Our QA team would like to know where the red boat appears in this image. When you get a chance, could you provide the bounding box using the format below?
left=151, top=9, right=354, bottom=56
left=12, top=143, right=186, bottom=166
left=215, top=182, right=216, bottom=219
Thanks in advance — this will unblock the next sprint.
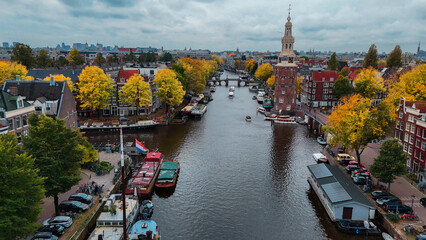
left=126, top=151, right=163, bottom=197
left=155, top=160, right=180, bottom=189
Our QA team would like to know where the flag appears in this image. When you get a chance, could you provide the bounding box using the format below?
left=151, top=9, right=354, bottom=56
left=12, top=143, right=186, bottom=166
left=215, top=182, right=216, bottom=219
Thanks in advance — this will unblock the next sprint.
left=135, top=139, right=148, bottom=153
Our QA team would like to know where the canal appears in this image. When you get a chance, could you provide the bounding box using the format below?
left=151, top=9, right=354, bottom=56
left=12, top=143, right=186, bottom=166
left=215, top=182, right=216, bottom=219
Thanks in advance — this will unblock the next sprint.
left=85, top=71, right=380, bottom=239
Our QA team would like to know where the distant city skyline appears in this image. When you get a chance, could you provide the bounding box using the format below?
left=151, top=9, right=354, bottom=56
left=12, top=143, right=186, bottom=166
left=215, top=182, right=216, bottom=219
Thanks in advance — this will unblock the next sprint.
left=0, top=0, right=424, bottom=53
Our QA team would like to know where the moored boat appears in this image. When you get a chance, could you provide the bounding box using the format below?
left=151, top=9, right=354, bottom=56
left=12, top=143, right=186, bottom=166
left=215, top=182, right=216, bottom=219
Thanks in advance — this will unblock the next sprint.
left=317, top=136, right=327, bottom=145
left=210, top=86, right=216, bottom=92
left=264, top=113, right=277, bottom=121
left=125, top=151, right=164, bottom=197
left=336, top=220, right=381, bottom=236
left=155, top=161, right=180, bottom=189
left=263, top=98, right=273, bottom=109
left=229, top=86, right=235, bottom=92
left=229, top=91, right=234, bottom=98
left=191, top=104, right=207, bottom=117
left=257, top=107, right=266, bottom=114
left=245, top=116, right=252, bottom=122
left=79, top=120, right=158, bottom=132
left=256, top=92, right=264, bottom=104
left=274, top=115, right=296, bottom=124
left=128, top=220, right=160, bottom=240
left=312, top=153, right=328, bottom=164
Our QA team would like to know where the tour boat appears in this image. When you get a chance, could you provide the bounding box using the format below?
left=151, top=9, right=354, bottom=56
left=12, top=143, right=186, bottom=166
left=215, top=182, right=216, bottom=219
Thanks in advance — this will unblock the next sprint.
left=125, top=151, right=164, bottom=197
left=128, top=220, right=160, bottom=240
left=228, top=91, right=234, bottom=98
left=317, top=136, right=327, bottom=145
left=264, top=113, right=277, bottom=121
left=155, top=161, right=180, bottom=189
left=245, top=116, right=252, bottom=122
left=312, top=153, right=328, bottom=164
left=274, top=115, right=297, bottom=124
left=191, top=104, right=207, bottom=117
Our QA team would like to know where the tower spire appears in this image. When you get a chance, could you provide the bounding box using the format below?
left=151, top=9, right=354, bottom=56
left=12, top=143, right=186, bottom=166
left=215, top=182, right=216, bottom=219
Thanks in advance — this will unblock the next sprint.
left=287, top=4, right=291, bottom=22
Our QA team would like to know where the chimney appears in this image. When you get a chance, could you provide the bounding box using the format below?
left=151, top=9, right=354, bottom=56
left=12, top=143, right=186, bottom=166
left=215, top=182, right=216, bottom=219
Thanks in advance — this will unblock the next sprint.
left=9, top=86, right=18, bottom=96
left=16, top=75, right=21, bottom=81
left=50, top=76, right=55, bottom=86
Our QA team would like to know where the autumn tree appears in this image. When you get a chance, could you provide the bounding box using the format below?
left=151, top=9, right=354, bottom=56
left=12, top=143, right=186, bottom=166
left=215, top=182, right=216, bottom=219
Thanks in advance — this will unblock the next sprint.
left=77, top=66, right=114, bottom=113
left=119, top=74, right=152, bottom=115
left=93, top=53, right=106, bottom=65
left=255, top=63, right=273, bottom=82
left=154, top=68, right=185, bottom=111
left=0, top=61, right=32, bottom=84
left=234, top=60, right=241, bottom=69
left=267, top=75, right=275, bottom=88
left=333, top=68, right=353, bottom=99
left=11, top=43, right=34, bottom=68
left=35, top=49, right=52, bottom=68
left=244, top=59, right=256, bottom=73
left=327, top=52, right=338, bottom=70
left=177, top=58, right=217, bottom=94
left=323, top=94, right=392, bottom=164
left=212, top=54, right=224, bottom=66
left=68, top=48, right=85, bottom=65
left=0, top=134, right=45, bottom=239
left=386, top=45, right=402, bottom=68
left=43, top=74, right=76, bottom=93
left=296, top=76, right=303, bottom=94
left=354, top=67, right=385, bottom=99
left=370, top=138, right=407, bottom=192
left=363, top=44, right=378, bottom=69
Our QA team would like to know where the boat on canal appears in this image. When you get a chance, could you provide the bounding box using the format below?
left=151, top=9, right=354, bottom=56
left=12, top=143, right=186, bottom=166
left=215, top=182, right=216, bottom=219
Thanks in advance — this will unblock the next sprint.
left=210, top=86, right=216, bottom=92
left=125, top=151, right=164, bottom=197
left=228, top=91, right=234, bottom=98
left=274, top=115, right=296, bottom=124
left=264, top=113, right=277, bottom=121
left=155, top=161, right=180, bottom=189
left=229, top=86, right=235, bottom=92
left=317, top=136, right=327, bottom=145
left=79, top=120, right=158, bottom=132
left=257, top=106, right=266, bottom=114
left=245, top=116, right=252, bottom=122
left=256, top=92, right=265, bottom=104
left=87, top=194, right=139, bottom=240
left=263, top=98, right=273, bottom=109
left=312, top=153, right=328, bottom=164
left=335, top=220, right=381, bottom=236
left=128, top=220, right=160, bottom=240
left=181, top=101, right=197, bottom=115
left=191, top=104, right=207, bottom=117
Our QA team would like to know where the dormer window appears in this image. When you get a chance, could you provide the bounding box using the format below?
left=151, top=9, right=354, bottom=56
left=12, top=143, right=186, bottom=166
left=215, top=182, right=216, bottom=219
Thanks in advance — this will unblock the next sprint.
left=17, top=99, right=24, bottom=109
left=46, top=103, right=51, bottom=110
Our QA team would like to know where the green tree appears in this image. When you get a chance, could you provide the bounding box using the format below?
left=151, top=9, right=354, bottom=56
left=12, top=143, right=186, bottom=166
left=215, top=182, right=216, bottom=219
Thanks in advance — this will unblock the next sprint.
left=241, top=55, right=246, bottom=61
left=363, top=44, right=378, bottom=69
left=387, top=45, right=402, bottom=68
left=36, top=49, right=52, bottom=68
left=124, top=51, right=137, bottom=63
left=54, top=56, right=69, bottom=66
left=93, top=53, right=106, bottom=65
left=340, top=66, right=349, bottom=77
left=23, top=114, right=86, bottom=215
left=11, top=43, right=34, bottom=69
left=119, top=74, right=152, bottom=115
left=68, top=48, right=85, bottom=65
left=327, top=52, right=338, bottom=70
left=159, top=52, right=173, bottom=62
left=250, top=62, right=258, bottom=75
left=0, top=134, right=45, bottom=239
left=370, top=138, right=407, bottom=192
left=154, top=68, right=185, bottom=111
left=107, top=53, right=119, bottom=63
left=333, top=68, right=353, bottom=99
left=171, top=61, right=188, bottom=91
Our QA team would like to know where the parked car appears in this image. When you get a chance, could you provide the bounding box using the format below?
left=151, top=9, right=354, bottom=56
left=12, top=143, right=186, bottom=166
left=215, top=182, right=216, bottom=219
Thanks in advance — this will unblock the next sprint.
left=351, top=172, right=371, bottom=181
left=384, top=203, right=412, bottom=214
left=337, top=154, right=355, bottom=166
left=371, top=191, right=392, bottom=200
left=37, top=225, right=65, bottom=237
left=351, top=170, right=371, bottom=178
left=348, top=161, right=365, bottom=168
left=353, top=176, right=367, bottom=185
left=376, top=196, right=401, bottom=206
left=59, top=200, right=89, bottom=213
left=68, top=193, right=93, bottom=205
left=27, top=232, right=58, bottom=240
left=42, top=216, right=73, bottom=228
left=421, top=198, right=426, bottom=207
left=119, top=117, right=130, bottom=122
left=345, top=165, right=366, bottom=173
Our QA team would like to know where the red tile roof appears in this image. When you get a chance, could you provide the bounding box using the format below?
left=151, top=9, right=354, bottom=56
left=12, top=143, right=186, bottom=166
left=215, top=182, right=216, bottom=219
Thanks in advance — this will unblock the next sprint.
left=348, top=72, right=359, bottom=80
left=312, top=70, right=339, bottom=82
left=118, top=70, right=139, bottom=82
left=406, top=101, right=426, bottom=114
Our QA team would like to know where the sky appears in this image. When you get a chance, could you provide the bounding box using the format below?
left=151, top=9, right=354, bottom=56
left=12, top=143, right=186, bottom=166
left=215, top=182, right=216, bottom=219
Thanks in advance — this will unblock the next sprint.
left=0, top=0, right=425, bottom=53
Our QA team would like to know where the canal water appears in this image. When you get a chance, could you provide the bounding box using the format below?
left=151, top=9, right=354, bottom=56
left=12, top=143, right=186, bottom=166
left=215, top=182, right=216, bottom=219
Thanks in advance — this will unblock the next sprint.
left=85, top=71, right=381, bottom=240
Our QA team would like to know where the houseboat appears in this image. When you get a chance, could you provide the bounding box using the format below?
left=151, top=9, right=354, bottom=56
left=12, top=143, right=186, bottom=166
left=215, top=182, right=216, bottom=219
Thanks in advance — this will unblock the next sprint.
left=274, top=115, right=296, bottom=124
left=87, top=194, right=139, bottom=240
left=181, top=102, right=197, bottom=115
left=128, top=220, right=160, bottom=240
left=312, top=153, right=328, bottom=164
left=79, top=120, right=158, bottom=132
left=263, top=98, right=273, bottom=109
left=264, top=113, right=277, bottom=121
left=191, top=104, right=207, bottom=117
left=155, top=161, right=180, bottom=189
left=125, top=151, right=164, bottom=197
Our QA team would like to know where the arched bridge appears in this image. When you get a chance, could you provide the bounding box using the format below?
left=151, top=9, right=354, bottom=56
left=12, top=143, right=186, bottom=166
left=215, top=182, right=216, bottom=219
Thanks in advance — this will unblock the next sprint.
left=208, top=77, right=253, bottom=87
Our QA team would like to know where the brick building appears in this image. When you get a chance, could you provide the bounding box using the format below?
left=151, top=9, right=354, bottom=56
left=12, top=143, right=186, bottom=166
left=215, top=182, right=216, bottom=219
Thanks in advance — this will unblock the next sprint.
left=395, top=97, right=426, bottom=172
left=302, top=70, right=339, bottom=108
left=0, top=90, right=34, bottom=138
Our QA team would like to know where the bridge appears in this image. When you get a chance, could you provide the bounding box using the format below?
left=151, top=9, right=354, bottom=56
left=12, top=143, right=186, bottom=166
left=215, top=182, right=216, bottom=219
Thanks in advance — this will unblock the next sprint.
left=297, top=104, right=329, bottom=135
left=208, top=77, right=254, bottom=87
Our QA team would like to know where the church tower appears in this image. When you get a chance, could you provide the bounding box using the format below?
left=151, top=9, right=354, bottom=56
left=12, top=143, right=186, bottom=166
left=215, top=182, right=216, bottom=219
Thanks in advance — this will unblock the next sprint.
left=274, top=5, right=298, bottom=113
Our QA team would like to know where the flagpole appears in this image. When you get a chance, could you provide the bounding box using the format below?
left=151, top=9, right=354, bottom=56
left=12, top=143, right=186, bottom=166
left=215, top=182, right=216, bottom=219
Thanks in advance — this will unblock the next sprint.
left=120, top=127, right=127, bottom=240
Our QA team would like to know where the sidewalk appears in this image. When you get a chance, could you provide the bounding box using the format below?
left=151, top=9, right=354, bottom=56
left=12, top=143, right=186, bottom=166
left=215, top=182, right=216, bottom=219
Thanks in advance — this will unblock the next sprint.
left=36, top=152, right=120, bottom=224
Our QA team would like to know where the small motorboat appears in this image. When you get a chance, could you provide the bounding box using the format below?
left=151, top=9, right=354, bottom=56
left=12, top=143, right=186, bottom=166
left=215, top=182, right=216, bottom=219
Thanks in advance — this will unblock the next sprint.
left=245, top=116, right=252, bottom=122
left=229, top=86, right=235, bottom=92
left=257, top=107, right=266, bottom=114
left=382, top=232, right=393, bottom=240
left=336, top=220, right=381, bottom=236
left=210, top=86, right=216, bottom=92
left=312, top=153, right=328, bottom=164
left=140, top=200, right=154, bottom=219
left=229, top=91, right=234, bottom=98
left=317, top=136, right=327, bottom=145
left=252, top=96, right=257, bottom=100
left=274, top=115, right=296, bottom=124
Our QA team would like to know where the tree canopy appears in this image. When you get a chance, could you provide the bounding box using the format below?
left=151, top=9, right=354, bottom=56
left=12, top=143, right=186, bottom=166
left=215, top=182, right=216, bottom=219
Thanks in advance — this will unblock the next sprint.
left=107, top=53, right=119, bottom=63
left=354, top=67, right=385, bottom=99
left=159, top=52, right=173, bottom=62
left=35, top=49, right=52, bottom=68
left=119, top=74, right=152, bottom=115
left=212, top=54, right=224, bottom=66
left=77, top=66, right=114, bottom=111
left=43, top=74, right=76, bottom=93
left=363, top=44, right=378, bottom=69
left=296, top=76, right=303, bottom=94
left=327, top=52, right=338, bottom=70
left=370, top=138, right=407, bottom=192
left=54, top=56, right=69, bottom=66
left=255, top=63, right=273, bottom=82
left=11, top=43, right=34, bottom=69
left=0, top=134, right=45, bottom=239
left=386, top=45, right=402, bottom=68
left=244, top=59, right=256, bottom=73
left=267, top=75, right=275, bottom=88
left=93, top=53, right=106, bottom=65
left=173, top=58, right=217, bottom=94
left=333, top=68, right=353, bottom=100
left=68, top=48, right=85, bottom=65
left=154, top=68, right=185, bottom=108
left=0, top=61, right=33, bottom=84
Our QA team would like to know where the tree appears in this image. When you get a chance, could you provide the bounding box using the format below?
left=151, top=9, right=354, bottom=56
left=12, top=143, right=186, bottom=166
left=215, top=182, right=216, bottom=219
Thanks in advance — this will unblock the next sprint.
left=35, top=49, right=52, bottom=68
left=159, top=52, right=173, bottom=62
left=363, top=44, right=378, bottom=69
left=0, top=61, right=32, bottom=84
left=234, top=60, right=241, bottom=69
left=77, top=66, right=114, bottom=112
left=93, top=53, right=106, bottom=65
left=68, top=48, right=85, bottom=65
left=370, top=138, right=407, bottom=192
left=255, top=63, right=273, bottom=82
left=177, top=58, right=217, bottom=94
left=123, top=52, right=136, bottom=63
left=300, top=56, right=309, bottom=61
left=251, top=62, right=258, bottom=75
left=354, top=67, right=385, bottom=99
left=327, top=52, right=338, bottom=70
left=43, top=74, right=76, bottom=93
left=212, top=54, right=224, bottom=66
left=267, top=75, right=275, bottom=88
left=107, top=53, right=119, bottom=63
left=340, top=66, right=349, bottom=77
left=0, top=134, right=45, bottom=239
left=333, top=68, right=353, bottom=99
left=296, top=76, right=303, bottom=94
left=119, top=74, right=152, bottom=115
left=23, top=114, right=86, bottom=215
left=323, top=94, right=392, bottom=164
left=11, top=43, right=34, bottom=68
left=241, top=55, right=246, bottom=61
left=154, top=68, right=185, bottom=110
left=244, top=59, right=256, bottom=73
left=54, top=56, right=69, bottom=66
left=387, top=45, right=403, bottom=68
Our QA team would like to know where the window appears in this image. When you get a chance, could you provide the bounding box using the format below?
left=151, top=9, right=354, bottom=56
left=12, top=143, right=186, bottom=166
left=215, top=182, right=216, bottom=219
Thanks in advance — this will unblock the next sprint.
left=35, top=106, right=42, bottom=112
left=421, top=152, right=425, bottom=161
left=400, top=121, right=404, bottom=130
left=422, top=141, right=426, bottom=150
left=409, top=145, right=413, bottom=154
left=324, top=82, right=329, bottom=87
left=330, top=77, right=334, bottom=81
left=396, top=119, right=400, bottom=129
left=313, top=83, right=316, bottom=87
left=417, top=128, right=421, bottom=136
left=279, top=98, right=284, bottom=103
left=323, top=89, right=328, bottom=94
left=17, top=99, right=23, bottom=109
left=411, top=124, right=415, bottom=133
left=415, top=149, right=419, bottom=158
left=282, top=91, right=285, bottom=95
left=406, top=123, right=410, bottom=131
left=312, top=95, right=315, bottom=100
left=15, top=117, right=21, bottom=128
left=323, top=95, right=327, bottom=100
left=322, top=77, right=325, bottom=81
left=23, top=115, right=28, bottom=126
left=410, top=135, right=414, bottom=144
left=417, top=139, right=421, bottom=147
left=312, top=89, right=316, bottom=94
left=408, top=115, right=414, bottom=122
left=46, top=103, right=51, bottom=110
left=423, top=129, right=426, bottom=138
left=120, top=78, right=125, bottom=83
left=399, top=111, right=403, bottom=118
left=404, top=143, right=408, bottom=152
left=329, top=89, right=332, bottom=93
left=8, top=119, right=13, bottom=130
left=330, top=83, right=334, bottom=87
left=405, top=133, right=409, bottom=142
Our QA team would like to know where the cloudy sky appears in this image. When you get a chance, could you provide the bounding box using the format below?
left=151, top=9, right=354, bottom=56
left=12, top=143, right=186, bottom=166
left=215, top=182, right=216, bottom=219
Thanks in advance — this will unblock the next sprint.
left=0, top=0, right=424, bottom=53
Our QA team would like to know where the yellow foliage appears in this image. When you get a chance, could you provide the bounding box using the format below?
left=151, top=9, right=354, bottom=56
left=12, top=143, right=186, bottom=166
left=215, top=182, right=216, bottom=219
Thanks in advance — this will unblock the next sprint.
left=244, top=59, right=256, bottom=72
left=154, top=68, right=185, bottom=107
left=119, top=74, right=152, bottom=112
left=267, top=75, right=275, bottom=87
left=77, top=66, right=114, bottom=111
left=296, top=76, right=303, bottom=94
left=43, top=74, right=76, bottom=93
left=0, top=61, right=31, bottom=84
left=354, top=68, right=385, bottom=99
left=212, top=54, right=224, bottom=66
left=179, top=58, right=216, bottom=94
left=255, top=63, right=273, bottom=82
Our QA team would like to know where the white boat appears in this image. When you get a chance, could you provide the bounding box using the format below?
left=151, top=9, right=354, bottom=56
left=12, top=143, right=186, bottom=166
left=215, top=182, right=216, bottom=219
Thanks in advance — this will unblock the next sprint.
left=87, top=194, right=139, bottom=240
left=264, top=113, right=277, bottom=121
left=274, top=115, right=297, bottom=124
left=257, top=91, right=265, bottom=104
left=210, top=86, right=216, bottom=92
left=249, top=85, right=259, bottom=92
left=229, top=86, right=235, bottom=92
left=191, top=104, right=207, bottom=117
left=257, top=107, right=266, bottom=114
left=382, top=232, right=393, bottom=240
left=313, top=153, right=328, bottom=164
left=229, top=91, right=234, bottom=97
